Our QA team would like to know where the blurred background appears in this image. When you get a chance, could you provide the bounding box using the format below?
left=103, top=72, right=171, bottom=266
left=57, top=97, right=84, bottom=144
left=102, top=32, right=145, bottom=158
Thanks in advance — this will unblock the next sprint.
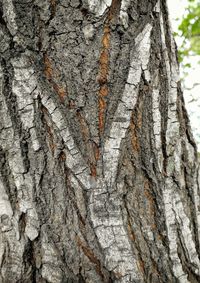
left=168, top=0, right=200, bottom=152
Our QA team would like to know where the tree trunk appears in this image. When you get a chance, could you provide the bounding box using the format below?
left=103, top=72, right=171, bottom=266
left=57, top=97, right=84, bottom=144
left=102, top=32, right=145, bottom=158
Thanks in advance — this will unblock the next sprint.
left=0, top=0, right=200, bottom=282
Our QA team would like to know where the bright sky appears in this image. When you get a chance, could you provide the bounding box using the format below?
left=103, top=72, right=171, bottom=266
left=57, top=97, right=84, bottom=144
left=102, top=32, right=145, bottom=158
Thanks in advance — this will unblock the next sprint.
left=168, top=0, right=200, bottom=150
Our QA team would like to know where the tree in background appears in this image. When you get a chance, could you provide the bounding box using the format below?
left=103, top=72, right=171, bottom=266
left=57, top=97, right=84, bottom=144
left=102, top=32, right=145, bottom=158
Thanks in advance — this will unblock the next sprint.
left=177, top=0, right=200, bottom=64
left=0, top=0, right=200, bottom=282
left=172, top=0, right=200, bottom=152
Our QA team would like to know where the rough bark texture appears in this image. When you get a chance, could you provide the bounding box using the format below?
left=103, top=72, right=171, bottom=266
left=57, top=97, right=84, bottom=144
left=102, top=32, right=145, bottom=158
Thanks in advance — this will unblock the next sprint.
left=0, top=0, right=200, bottom=282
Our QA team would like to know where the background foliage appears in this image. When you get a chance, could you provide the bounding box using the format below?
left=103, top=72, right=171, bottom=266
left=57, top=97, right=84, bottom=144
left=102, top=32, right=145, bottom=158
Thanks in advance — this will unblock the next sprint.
left=171, top=0, right=200, bottom=151
left=175, top=0, right=200, bottom=66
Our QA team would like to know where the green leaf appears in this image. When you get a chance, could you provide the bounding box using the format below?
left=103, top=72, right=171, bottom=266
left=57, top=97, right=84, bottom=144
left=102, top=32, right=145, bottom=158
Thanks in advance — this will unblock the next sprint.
left=176, top=0, right=200, bottom=61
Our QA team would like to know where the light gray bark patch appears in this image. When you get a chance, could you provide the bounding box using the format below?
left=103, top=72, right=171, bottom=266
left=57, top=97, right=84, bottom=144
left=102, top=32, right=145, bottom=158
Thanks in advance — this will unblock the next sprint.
left=87, top=0, right=112, bottom=16
left=2, top=0, right=18, bottom=36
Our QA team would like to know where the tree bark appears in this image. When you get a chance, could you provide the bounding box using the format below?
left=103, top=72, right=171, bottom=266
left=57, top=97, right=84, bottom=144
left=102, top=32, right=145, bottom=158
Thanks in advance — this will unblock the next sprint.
left=0, top=0, right=200, bottom=282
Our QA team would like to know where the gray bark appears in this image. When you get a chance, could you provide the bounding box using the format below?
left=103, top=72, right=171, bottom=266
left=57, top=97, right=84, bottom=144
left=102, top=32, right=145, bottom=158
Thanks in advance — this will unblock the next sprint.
left=0, top=0, right=200, bottom=282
